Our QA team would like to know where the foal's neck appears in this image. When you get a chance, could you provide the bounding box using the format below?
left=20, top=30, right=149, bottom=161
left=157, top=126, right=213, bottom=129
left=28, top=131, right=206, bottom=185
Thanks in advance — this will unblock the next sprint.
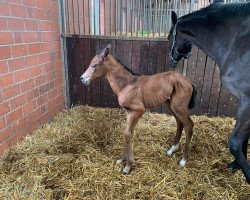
left=104, top=55, right=135, bottom=96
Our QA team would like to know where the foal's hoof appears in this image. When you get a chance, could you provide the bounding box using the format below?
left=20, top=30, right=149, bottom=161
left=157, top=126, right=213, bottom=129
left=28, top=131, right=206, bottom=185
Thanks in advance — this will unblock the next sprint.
left=227, top=161, right=240, bottom=171
left=179, top=159, right=186, bottom=168
left=120, top=166, right=131, bottom=175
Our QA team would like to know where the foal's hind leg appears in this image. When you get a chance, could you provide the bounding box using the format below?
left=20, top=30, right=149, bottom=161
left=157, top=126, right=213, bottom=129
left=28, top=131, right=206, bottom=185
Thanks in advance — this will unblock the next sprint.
left=164, top=101, right=184, bottom=156
left=170, top=100, right=194, bottom=167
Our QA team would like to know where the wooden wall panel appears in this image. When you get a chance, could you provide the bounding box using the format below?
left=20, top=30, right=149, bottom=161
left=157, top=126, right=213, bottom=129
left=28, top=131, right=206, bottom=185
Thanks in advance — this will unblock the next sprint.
left=67, top=38, right=238, bottom=117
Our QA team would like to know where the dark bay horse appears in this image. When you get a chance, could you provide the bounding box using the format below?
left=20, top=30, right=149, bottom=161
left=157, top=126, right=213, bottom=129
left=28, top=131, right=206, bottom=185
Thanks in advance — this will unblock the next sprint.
left=168, top=2, right=250, bottom=183
left=80, top=44, right=197, bottom=174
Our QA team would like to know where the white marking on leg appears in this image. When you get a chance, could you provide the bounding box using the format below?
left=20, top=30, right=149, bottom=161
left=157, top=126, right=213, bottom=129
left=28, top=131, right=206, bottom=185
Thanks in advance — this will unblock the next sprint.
left=179, top=158, right=186, bottom=167
left=116, top=159, right=123, bottom=164
left=167, top=144, right=179, bottom=156
left=122, top=166, right=131, bottom=174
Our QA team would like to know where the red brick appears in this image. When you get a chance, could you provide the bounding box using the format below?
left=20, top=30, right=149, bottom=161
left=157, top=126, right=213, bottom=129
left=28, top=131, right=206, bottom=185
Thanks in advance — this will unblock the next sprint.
left=37, top=112, right=50, bottom=126
left=47, top=71, right=56, bottom=82
left=28, top=107, right=42, bottom=122
left=0, top=2, right=10, bottom=16
left=42, top=32, right=54, bottom=42
left=22, top=32, right=37, bottom=43
left=25, top=55, right=39, bottom=67
left=39, top=20, right=51, bottom=31
left=48, top=88, right=57, bottom=100
left=13, top=32, right=22, bottom=44
left=28, top=43, right=41, bottom=55
left=34, top=8, right=46, bottom=20
left=0, top=91, right=3, bottom=103
left=12, top=117, right=27, bottom=133
left=26, top=88, right=39, bottom=102
left=20, top=78, right=35, bottom=93
left=35, top=74, right=46, bottom=87
left=0, top=61, right=9, bottom=74
left=36, top=0, right=49, bottom=9
left=49, top=1, right=58, bottom=13
left=41, top=43, right=50, bottom=52
left=0, top=74, right=14, bottom=89
left=0, top=127, right=13, bottom=144
left=22, top=0, right=37, bottom=7
left=46, top=10, right=52, bottom=21
left=50, top=22, right=59, bottom=32
left=0, top=102, right=10, bottom=116
left=51, top=11, right=59, bottom=22
left=10, top=94, right=26, bottom=110
left=6, top=107, right=23, bottom=125
left=8, top=57, right=25, bottom=72
left=10, top=4, right=27, bottom=18
left=39, top=82, right=50, bottom=95
left=0, top=18, right=7, bottom=31
left=23, top=99, right=37, bottom=116
left=25, top=20, right=38, bottom=31
left=39, top=53, right=50, bottom=64
left=0, top=32, right=14, bottom=45
left=14, top=68, right=30, bottom=83
left=26, top=7, right=34, bottom=18
left=37, top=93, right=48, bottom=106
left=11, top=45, right=28, bottom=57
left=2, top=84, right=21, bottom=100
left=29, top=65, right=43, bottom=77
left=9, top=0, right=22, bottom=3
left=10, top=128, right=29, bottom=146
left=7, top=18, right=25, bottom=31
left=0, top=46, right=11, bottom=60
left=0, top=117, right=6, bottom=130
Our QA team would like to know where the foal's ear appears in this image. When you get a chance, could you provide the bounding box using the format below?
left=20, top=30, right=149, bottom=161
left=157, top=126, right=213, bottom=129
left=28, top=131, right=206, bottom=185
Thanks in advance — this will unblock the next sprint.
left=100, top=44, right=111, bottom=58
left=171, top=11, right=178, bottom=25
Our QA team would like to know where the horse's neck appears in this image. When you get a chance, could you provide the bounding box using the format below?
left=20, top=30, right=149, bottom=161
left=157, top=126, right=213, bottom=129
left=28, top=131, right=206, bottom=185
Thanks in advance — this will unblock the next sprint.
left=104, top=56, right=134, bottom=95
left=188, top=17, right=246, bottom=68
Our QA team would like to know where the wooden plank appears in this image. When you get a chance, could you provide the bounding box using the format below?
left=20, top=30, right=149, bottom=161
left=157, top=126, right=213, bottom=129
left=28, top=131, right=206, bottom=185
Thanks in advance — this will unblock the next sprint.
left=208, top=65, right=221, bottom=116
left=216, top=82, right=230, bottom=116
left=67, top=38, right=78, bottom=106
left=82, top=39, right=92, bottom=106
left=139, top=41, right=149, bottom=75
left=115, top=40, right=124, bottom=62
left=99, top=39, right=112, bottom=108
left=191, top=49, right=207, bottom=115
left=76, top=38, right=86, bottom=105
left=123, top=40, right=133, bottom=68
left=226, top=94, right=238, bottom=117
left=89, top=38, right=100, bottom=107
left=131, top=40, right=141, bottom=74
left=199, top=56, right=215, bottom=115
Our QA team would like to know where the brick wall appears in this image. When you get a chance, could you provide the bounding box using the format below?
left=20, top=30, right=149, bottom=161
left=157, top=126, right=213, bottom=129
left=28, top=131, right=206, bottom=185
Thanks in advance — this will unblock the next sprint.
left=0, top=0, right=65, bottom=154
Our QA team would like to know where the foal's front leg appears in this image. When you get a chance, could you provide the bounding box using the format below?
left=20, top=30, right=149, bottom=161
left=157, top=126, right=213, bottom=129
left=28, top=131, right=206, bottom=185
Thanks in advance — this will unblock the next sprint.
left=117, top=109, right=144, bottom=174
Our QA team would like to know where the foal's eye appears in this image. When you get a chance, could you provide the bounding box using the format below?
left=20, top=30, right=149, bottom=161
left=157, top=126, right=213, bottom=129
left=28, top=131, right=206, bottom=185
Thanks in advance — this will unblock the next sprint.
left=92, top=64, right=97, bottom=69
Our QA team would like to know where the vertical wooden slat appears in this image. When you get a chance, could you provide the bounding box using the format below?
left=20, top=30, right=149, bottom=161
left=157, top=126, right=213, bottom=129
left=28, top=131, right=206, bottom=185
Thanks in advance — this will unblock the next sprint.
left=123, top=40, right=133, bottom=69
left=199, top=56, right=215, bottom=115
left=226, top=95, right=238, bottom=117
left=208, top=65, right=221, bottom=116
left=216, top=83, right=230, bottom=116
left=131, top=40, right=141, bottom=74
left=191, top=49, right=207, bottom=115
left=139, top=40, right=149, bottom=75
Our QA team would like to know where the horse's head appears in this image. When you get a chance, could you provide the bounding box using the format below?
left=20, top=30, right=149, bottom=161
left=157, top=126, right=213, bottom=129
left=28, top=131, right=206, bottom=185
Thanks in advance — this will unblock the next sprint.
left=168, top=11, right=193, bottom=66
left=80, top=44, right=111, bottom=85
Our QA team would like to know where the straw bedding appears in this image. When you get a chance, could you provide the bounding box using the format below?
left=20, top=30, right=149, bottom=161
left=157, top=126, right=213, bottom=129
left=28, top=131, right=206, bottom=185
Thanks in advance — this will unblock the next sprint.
left=0, top=106, right=249, bottom=200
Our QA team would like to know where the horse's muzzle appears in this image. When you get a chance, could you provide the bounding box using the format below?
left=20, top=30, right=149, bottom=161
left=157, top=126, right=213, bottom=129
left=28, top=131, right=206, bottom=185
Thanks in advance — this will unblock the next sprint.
left=80, top=75, right=90, bottom=86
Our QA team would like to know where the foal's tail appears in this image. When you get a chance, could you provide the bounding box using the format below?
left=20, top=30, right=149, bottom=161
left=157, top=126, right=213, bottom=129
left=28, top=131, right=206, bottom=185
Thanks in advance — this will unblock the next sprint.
left=188, top=84, right=197, bottom=109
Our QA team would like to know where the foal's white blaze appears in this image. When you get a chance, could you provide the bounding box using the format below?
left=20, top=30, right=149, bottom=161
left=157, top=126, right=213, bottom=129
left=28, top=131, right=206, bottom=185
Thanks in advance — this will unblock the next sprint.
left=167, top=144, right=179, bottom=156
left=179, top=158, right=186, bottom=167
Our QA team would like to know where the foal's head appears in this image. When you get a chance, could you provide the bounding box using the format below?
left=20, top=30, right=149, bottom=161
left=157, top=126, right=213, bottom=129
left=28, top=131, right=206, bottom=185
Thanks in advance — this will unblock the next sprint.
left=81, top=44, right=110, bottom=85
left=168, top=11, right=193, bottom=65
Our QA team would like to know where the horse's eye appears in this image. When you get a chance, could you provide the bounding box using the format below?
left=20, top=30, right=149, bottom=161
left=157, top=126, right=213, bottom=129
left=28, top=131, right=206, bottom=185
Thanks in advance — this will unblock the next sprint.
left=92, top=64, right=97, bottom=69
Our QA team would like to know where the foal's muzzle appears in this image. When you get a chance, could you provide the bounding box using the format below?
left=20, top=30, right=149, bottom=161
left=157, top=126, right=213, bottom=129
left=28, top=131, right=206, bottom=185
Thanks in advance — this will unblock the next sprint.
left=80, top=74, right=90, bottom=85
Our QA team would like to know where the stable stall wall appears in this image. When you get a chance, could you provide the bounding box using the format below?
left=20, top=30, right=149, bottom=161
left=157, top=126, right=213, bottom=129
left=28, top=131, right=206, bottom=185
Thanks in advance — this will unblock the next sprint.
left=0, top=0, right=65, bottom=154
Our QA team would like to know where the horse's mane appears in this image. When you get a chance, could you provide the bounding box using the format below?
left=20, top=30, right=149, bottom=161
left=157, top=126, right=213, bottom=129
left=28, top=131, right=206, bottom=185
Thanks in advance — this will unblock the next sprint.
left=208, top=2, right=250, bottom=19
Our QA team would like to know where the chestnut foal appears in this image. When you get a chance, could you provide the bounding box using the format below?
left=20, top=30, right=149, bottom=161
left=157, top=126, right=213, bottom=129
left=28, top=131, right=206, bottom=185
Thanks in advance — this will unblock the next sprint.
left=81, top=44, right=196, bottom=174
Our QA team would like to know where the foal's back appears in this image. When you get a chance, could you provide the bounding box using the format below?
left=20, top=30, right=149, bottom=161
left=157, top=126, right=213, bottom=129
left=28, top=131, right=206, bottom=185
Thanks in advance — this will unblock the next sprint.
left=123, top=71, right=193, bottom=109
